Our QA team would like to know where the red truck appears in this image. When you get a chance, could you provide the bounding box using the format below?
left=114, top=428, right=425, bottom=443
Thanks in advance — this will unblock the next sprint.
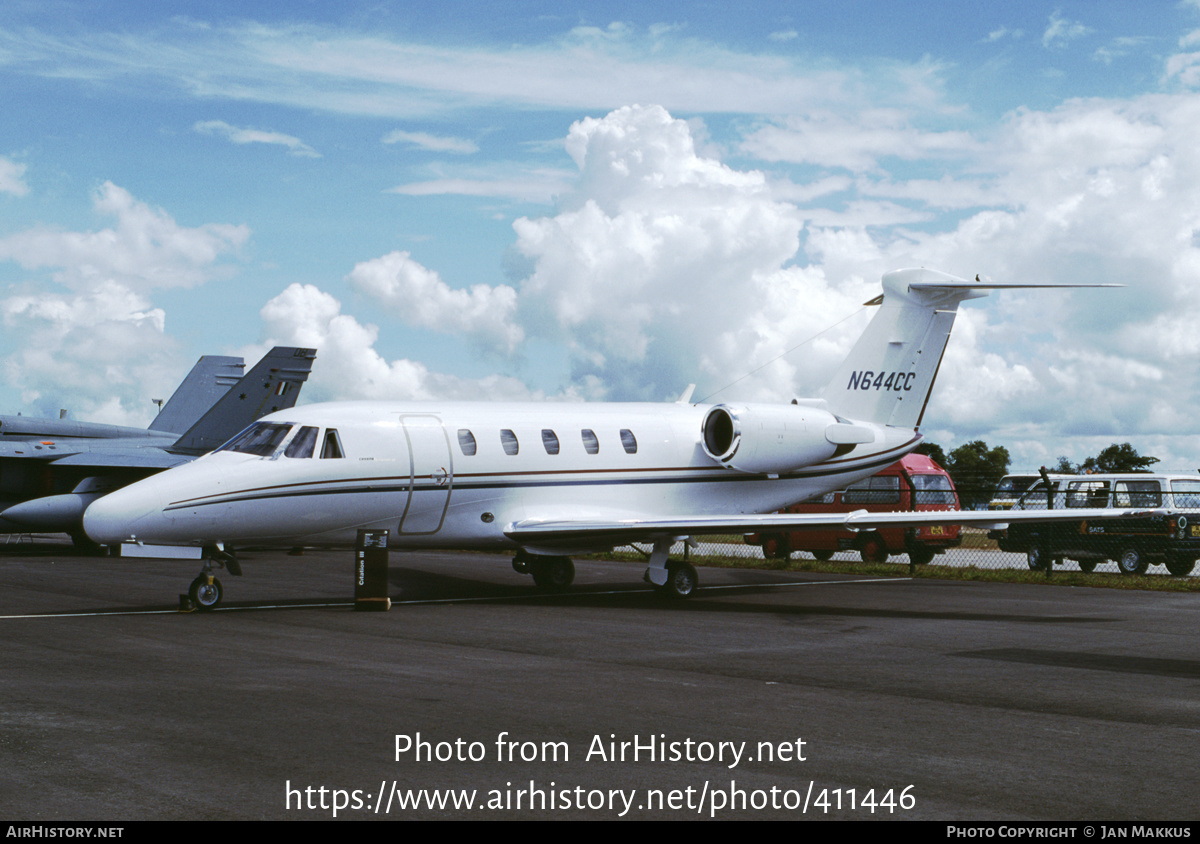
left=745, top=453, right=961, bottom=564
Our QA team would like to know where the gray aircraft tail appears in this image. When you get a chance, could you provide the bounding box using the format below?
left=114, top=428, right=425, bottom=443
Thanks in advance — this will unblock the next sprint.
left=148, top=355, right=245, bottom=435
left=169, top=347, right=317, bottom=455
left=821, top=268, right=1116, bottom=430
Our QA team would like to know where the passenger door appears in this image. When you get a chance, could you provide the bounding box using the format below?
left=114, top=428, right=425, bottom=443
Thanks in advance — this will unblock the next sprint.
left=398, top=415, right=452, bottom=534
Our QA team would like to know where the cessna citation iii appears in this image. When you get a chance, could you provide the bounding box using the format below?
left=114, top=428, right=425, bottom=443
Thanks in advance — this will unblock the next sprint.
left=83, top=268, right=1125, bottom=609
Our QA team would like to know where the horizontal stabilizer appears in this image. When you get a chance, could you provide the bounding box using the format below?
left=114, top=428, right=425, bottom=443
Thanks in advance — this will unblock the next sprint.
left=823, top=269, right=1121, bottom=430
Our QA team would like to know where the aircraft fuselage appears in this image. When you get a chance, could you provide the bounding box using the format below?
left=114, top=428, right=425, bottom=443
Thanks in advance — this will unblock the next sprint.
left=82, top=400, right=920, bottom=551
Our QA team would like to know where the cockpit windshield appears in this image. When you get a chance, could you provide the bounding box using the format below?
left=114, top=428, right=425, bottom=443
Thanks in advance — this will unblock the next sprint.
left=217, top=422, right=293, bottom=457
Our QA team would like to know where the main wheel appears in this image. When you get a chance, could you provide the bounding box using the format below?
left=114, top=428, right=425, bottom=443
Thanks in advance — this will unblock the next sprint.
left=859, top=534, right=888, bottom=564
left=1077, top=558, right=1098, bottom=574
left=762, top=534, right=791, bottom=560
left=1165, top=557, right=1195, bottom=577
left=531, top=556, right=574, bottom=589
left=1116, top=547, right=1149, bottom=576
left=811, top=550, right=834, bottom=561
left=656, top=562, right=698, bottom=599
left=188, top=575, right=223, bottom=611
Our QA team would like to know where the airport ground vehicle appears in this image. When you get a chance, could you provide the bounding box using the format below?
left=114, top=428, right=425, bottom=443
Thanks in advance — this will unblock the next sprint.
left=997, top=473, right=1200, bottom=575
left=745, top=453, right=961, bottom=565
left=988, top=474, right=1042, bottom=510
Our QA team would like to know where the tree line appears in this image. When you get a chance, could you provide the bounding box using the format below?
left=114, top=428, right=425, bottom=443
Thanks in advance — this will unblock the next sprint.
left=914, top=441, right=1161, bottom=509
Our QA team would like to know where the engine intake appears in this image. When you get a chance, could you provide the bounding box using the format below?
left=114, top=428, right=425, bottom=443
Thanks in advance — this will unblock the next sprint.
left=701, top=404, right=845, bottom=474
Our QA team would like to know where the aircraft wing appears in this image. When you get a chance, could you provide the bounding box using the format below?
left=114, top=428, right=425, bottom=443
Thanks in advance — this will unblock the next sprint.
left=505, top=507, right=1168, bottom=551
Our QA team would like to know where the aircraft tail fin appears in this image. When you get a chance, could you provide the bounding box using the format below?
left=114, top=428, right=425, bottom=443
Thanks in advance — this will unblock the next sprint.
left=148, top=355, right=245, bottom=435
left=821, top=268, right=1116, bottom=429
left=169, top=347, right=317, bottom=455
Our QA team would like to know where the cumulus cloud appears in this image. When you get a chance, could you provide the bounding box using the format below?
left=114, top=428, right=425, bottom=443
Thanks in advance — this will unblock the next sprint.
left=508, top=105, right=869, bottom=401
left=256, top=283, right=539, bottom=402
left=346, top=250, right=524, bottom=355
left=0, top=181, right=248, bottom=291
left=194, top=120, right=320, bottom=158
left=0, top=156, right=28, bottom=196
left=0, top=183, right=248, bottom=423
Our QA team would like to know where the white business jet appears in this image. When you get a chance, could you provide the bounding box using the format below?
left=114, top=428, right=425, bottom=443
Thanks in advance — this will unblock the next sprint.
left=82, top=268, right=1121, bottom=609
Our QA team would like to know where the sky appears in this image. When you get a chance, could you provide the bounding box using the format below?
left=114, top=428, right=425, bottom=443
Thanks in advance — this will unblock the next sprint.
left=3, top=0, right=1200, bottom=470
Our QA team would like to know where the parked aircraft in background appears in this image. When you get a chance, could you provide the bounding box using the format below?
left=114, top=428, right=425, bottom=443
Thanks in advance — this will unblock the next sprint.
left=82, top=269, right=1129, bottom=610
left=1, top=347, right=316, bottom=543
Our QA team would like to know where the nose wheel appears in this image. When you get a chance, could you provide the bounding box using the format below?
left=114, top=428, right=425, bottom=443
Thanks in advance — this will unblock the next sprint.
left=188, top=574, right=223, bottom=611
left=186, top=548, right=239, bottom=611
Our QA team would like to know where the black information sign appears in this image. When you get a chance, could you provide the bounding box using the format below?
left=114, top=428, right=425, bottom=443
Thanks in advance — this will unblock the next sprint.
left=354, top=529, right=390, bottom=611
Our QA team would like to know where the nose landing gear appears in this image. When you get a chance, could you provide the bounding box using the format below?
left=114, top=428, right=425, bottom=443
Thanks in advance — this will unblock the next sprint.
left=185, top=546, right=241, bottom=612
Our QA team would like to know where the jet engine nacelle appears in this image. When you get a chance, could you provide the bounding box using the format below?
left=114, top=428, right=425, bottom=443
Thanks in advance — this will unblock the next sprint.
left=701, top=403, right=844, bottom=474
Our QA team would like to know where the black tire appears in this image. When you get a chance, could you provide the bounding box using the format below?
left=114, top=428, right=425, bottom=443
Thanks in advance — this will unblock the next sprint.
left=1077, top=558, right=1098, bottom=574
left=811, top=550, right=834, bottom=561
left=1116, top=547, right=1149, bottom=576
left=531, top=556, right=574, bottom=589
left=859, top=534, right=888, bottom=564
left=1026, top=547, right=1050, bottom=571
left=656, top=562, right=698, bottom=599
left=762, top=534, right=791, bottom=560
left=188, top=575, right=223, bottom=611
left=1165, top=557, right=1195, bottom=577
left=908, top=544, right=935, bottom=566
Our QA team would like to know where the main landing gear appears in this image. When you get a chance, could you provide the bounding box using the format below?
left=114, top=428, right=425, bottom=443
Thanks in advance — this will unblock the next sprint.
left=187, top=546, right=241, bottom=612
left=642, top=537, right=699, bottom=600
left=512, top=551, right=575, bottom=590
left=512, top=538, right=700, bottom=599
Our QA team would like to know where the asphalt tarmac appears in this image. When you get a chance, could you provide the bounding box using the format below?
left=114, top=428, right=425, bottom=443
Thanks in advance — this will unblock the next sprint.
left=0, top=541, right=1196, bottom=821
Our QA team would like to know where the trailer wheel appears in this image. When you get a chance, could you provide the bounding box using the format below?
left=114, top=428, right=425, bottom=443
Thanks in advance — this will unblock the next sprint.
left=811, top=550, right=834, bottom=561
left=762, top=534, right=791, bottom=560
left=859, top=534, right=888, bottom=564
left=907, top=544, right=934, bottom=566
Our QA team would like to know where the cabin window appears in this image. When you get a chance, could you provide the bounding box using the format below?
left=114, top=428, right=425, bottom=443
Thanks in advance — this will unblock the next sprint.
left=911, top=474, right=955, bottom=506
left=321, top=428, right=345, bottom=459
left=620, top=429, right=637, bottom=454
left=1066, top=481, right=1110, bottom=509
left=219, top=422, right=293, bottom=457
left=541, top=429, right=560, bottom=455
left=1172, top=480, right=1200, bottom=508
left=581, top=429, right=599, bottom=455
left=843, top=475, right=900, bottom=505
left=1017, top=481, right=1058, bottom=510
left=457, top=429, right=477, bottom=456
left=1114, top=480, right=1161, bottom=508
left=284, top=426, right=318, bottom=459
left=500, top=429, right=519, bottom=456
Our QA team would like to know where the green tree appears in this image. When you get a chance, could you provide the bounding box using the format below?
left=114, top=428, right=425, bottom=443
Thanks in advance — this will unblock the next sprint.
left=914, top=441, right=947, bottom=468
left=1052, top=456, right=1076, bottom=474
left=946, top=440, right=1011, bottom=508
left=1079, top=442, right=1159, bottom=473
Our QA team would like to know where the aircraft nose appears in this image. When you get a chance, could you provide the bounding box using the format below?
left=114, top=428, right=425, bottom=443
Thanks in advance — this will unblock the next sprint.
left=82, top=476, right=171, bottom=546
